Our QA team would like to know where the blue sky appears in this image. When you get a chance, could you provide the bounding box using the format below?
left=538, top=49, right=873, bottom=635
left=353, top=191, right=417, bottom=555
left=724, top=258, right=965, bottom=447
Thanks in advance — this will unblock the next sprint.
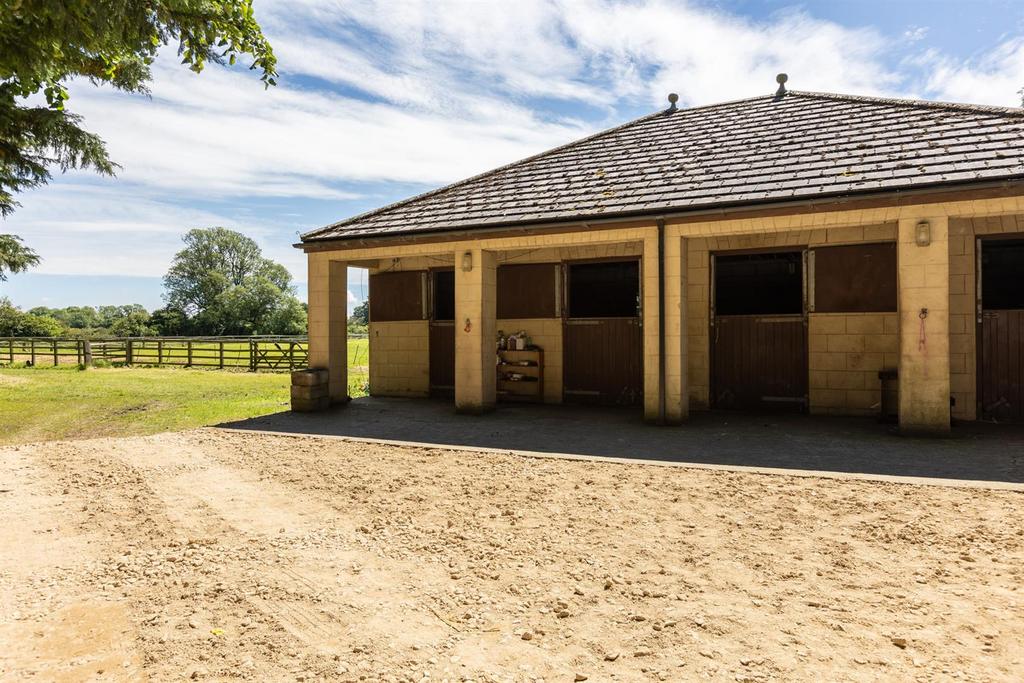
left=2, top=0, right=1022, bottom=312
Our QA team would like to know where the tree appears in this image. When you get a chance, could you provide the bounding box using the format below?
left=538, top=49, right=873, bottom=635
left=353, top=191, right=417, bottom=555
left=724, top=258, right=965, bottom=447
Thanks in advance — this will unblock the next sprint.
left=0, top=297, right=65, bottom=336
left=0, top=234, right=40, bottom=280
left=0, top=0, right=277, bottom=218
left=0, top=298, right=21, bottom=335
left=163, top=227, right=304, bottom=335
left=348, top=299, right=368, bottom=334
left=18, top=312, right=66, bottom=336
left=0, top=2, right=278, bottom=271
left=149, top=305, right=188, bottom=335
left=109, top=309, right=155, bottom=337
left=350, top=300, right=368, bottom=325
left=55, top=305, right=101, bottom=329
left=97, top=303, right=148, bottom=328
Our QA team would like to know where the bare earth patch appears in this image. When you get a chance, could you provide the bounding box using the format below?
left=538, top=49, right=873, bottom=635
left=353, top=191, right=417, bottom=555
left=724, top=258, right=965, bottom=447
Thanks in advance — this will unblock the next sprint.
left=1, top=429, right=1022, bottom=682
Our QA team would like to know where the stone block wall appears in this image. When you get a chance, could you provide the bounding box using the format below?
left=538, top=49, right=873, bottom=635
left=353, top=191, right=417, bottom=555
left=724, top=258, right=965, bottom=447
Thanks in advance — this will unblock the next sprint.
left=368, top=321, right=430, bottom=397
left=808, top=313, right=899, bottom=415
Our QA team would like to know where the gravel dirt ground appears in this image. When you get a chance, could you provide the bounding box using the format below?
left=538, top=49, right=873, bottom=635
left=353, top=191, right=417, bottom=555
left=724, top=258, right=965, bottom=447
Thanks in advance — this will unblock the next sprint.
left=1, top=429, right=1022, bottom=682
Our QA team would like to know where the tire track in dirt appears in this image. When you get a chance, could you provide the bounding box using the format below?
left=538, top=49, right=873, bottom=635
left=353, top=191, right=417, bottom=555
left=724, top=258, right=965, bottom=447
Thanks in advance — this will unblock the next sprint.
left=85, top=433, right=454, bottom=679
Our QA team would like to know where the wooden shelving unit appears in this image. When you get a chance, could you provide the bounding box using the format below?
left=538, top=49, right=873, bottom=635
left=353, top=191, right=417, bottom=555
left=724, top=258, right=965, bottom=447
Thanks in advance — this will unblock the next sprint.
left=496, top=349, right=544, bottom=403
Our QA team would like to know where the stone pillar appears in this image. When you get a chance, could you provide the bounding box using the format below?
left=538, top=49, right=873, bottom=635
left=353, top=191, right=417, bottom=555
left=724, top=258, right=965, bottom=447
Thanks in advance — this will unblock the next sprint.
left=638, top=233, right=657, bottom=422
left=664, top=235, right=688, bottom=423
left=307, top=255, right=348, bottom=403
left=642, top=230, right=687, bottom=424
left=897, top=215, right=950, bottom=433
left=641, top=234, right=660, bottom=422
left=454, top=248, right=497, bottom=414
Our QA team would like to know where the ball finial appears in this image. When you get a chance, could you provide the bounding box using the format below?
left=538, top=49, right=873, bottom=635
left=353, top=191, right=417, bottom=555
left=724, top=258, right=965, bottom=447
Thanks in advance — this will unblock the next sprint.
left=667, top=92, right=679, bottom=111
left=774, top=73, right=788, bottom=99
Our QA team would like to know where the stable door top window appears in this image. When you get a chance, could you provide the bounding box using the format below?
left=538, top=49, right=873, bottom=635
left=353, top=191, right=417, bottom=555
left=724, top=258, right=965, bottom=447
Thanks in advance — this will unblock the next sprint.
left=714, top=252, right=803, bottom=316
left=566, top=261, right=640, bottom=318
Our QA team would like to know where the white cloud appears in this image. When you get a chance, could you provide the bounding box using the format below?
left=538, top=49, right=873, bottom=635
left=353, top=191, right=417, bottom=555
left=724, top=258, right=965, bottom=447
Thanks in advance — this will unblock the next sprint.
left=903, top=26, right=929, bottom=43
left=919, top=37, right=1024, bottom=106
left=62, top=53, right=590, bottom=200
left=259, top=0, right=906, bottom=110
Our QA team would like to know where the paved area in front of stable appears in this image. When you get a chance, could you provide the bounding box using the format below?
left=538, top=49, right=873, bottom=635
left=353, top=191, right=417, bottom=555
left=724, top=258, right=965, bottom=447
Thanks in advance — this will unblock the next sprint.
left=223, top=397, right=1024, bottom=485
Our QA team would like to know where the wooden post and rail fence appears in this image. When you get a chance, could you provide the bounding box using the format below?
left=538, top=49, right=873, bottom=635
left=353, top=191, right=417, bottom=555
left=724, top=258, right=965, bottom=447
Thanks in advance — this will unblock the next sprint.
left=0, top=335, right=366, bottom=372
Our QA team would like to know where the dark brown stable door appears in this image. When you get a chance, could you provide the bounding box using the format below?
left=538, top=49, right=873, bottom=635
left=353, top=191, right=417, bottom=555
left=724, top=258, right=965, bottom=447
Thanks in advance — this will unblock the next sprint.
left=562, top=260, right=643, bottom=405
left=712, top=251, right=807, bottom=411
left=429, top=269, right=455, bottom=397
left=978, top=238, right=1024, bottom=422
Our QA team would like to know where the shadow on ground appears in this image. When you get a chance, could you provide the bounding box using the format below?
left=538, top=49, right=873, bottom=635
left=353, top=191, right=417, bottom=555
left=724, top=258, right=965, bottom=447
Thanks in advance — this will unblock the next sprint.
left=220, top=397, right=1024, bottom=484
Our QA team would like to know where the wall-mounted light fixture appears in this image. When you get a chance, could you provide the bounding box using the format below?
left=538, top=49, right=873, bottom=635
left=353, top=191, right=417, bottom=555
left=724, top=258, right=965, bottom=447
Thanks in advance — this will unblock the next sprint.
left=461, top=251, right=473, bottom=272
left=915, top=220, right=931, bottom=247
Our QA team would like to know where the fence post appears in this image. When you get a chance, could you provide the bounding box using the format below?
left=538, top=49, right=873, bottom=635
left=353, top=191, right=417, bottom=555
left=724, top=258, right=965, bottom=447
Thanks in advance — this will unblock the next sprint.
left=219, top=341, right=225, bottom=369
left=157, top=339, right=163, bottom=366
left=83, top=340, right=93, bottom=366
left=30, top=339, right=36, bottom=366
left=126, top=339, right=134, bottom=366
left=249, top=340, right=257, bottom=372
left=187, top=340, right=193, bottom=367
left=52, top=339, right=58, bottom=366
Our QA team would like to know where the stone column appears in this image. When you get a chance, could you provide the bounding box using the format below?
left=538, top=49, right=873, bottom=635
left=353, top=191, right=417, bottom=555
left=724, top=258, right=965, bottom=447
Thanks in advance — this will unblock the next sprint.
left=307, top=255, right=348, bottom=403
left=664, top=235, right=688, bottom=423
left=642, top=231, right=687, bottom=424
left=642, top=233, right=662, bottom=422
left=643, top=231, right=692, bottom=421
left=454, top=248, right=497, bottom=414
left=897, top=215, right=950, bottom=433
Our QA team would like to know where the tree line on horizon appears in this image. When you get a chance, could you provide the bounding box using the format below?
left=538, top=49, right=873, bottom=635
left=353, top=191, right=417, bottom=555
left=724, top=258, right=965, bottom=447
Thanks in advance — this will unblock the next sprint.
left=1, top=227, right=309, bottom=338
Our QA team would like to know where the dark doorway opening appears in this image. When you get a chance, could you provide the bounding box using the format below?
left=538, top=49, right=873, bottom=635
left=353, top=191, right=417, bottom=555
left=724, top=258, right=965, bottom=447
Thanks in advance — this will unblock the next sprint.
left=562, top=259, right=642, bottom=405
left=567, top=261, right=640, bottom=317
left=982, top=240, right=1024, bottom=310
left=429, top=269, right=455, bottom=398
left=715, top=251, right=803, bottom=315
left=712, top=250, right=807, bottom=412
left=432, top=270, right=455, bottom=321
left=979, top=238, right=1024, bottom=422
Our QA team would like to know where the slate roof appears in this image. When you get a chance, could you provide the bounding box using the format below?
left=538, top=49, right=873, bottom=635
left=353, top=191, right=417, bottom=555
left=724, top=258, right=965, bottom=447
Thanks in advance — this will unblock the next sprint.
left=302, top=90, right=1024, bottom=243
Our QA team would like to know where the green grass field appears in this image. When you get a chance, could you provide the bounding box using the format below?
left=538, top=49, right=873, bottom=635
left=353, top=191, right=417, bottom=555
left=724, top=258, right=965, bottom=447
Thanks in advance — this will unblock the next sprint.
left=347, top=337, right=369, bottom=393
left=0, top=337, right=370, bottom=446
